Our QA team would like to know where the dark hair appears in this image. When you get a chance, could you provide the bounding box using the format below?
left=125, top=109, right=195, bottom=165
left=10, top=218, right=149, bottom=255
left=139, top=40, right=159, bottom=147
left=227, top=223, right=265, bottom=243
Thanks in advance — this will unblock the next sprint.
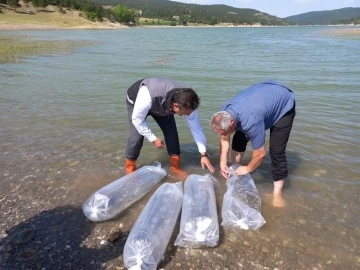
left=171, top=88, right=200, bottom=110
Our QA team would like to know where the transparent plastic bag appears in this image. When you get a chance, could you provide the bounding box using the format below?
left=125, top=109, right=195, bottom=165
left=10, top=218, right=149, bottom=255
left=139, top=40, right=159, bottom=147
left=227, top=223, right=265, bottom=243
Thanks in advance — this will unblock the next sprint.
left=82, top=161, right=167, bottom=222
left=174, top=174, right=219, bottom=248
left=221, top=164, right=266, bottom=230
left=123, top=182, right=183, bottom=270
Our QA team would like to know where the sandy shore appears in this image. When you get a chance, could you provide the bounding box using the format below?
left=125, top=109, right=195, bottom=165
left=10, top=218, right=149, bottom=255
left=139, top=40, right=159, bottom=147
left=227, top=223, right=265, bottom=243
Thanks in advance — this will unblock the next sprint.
left=0, top=22, right=129, bottom=31
left=325, top=27, right=360, bottom=34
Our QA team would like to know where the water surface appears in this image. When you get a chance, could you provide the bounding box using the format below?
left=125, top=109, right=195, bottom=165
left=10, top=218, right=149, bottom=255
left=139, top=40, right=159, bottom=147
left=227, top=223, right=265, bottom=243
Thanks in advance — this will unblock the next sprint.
left=1, top=26, right=359, bottom=269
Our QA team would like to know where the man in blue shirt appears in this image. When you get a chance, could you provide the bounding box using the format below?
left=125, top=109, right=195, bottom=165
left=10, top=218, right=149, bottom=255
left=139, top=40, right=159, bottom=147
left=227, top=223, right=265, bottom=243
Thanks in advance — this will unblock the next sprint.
left=210, top=81, right=296, bottom=207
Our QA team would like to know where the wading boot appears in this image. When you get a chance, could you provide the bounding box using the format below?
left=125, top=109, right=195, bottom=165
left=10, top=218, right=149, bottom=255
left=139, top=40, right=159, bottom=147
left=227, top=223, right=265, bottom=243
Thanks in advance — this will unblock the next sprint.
left=125, top=158, right=136, bottom=174
left=169, top=155, right=188, bottom=180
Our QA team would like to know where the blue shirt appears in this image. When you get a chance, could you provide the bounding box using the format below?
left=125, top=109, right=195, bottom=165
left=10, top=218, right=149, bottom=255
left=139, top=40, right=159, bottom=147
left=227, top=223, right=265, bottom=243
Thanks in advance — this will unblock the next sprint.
left=221, top=81, right=295, bottom=150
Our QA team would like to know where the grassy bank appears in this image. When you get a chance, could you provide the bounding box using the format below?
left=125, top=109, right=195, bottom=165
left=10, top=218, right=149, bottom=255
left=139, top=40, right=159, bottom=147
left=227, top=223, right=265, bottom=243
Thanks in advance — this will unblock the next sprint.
left=0, top=3, right=126, bottom=30
left=0, top=11, right=92, bottom=27
left=0, top=35, right=96, bottom=63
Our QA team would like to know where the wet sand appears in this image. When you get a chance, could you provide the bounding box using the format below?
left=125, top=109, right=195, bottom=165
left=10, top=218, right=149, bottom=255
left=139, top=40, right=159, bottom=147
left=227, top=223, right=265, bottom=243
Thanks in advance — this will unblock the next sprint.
left=1, top=160, right=357, bottom=270
left=318, top=26, right=360, bottom=37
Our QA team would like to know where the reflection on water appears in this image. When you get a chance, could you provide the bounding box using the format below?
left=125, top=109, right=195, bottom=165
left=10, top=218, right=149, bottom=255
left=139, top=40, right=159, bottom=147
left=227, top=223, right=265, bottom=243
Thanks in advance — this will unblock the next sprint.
left=1, top=27, right=359, bottom=269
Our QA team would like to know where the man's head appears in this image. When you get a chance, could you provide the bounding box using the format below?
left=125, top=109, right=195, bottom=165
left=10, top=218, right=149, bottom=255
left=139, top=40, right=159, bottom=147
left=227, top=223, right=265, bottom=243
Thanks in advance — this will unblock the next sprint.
left=210, top=111, right=237, bottom=136
left=171, top=88, right=200, bottom=116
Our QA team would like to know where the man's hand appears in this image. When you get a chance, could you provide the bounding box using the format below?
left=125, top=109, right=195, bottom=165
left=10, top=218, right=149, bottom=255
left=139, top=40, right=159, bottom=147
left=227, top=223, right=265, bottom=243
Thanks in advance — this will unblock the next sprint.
left=153, top=138, right=166, bottom=149
left=220, top=163, right=230, bottom=179
left=201, top=157, right=215, bottom=173
left=235, top=165, right=249, bottom=176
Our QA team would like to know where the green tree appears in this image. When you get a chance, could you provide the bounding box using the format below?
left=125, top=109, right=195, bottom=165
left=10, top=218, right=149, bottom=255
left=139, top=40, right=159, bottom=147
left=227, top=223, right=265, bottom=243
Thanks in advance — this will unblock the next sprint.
left=7, top=0, right=19, bottom=7
left=208, top=17, right=217, bottom=25
left=31, top=0, right=47, bottom=8
left=111, top=4, right=136, bottom=24
left=58, top=0, right=70, bottom=7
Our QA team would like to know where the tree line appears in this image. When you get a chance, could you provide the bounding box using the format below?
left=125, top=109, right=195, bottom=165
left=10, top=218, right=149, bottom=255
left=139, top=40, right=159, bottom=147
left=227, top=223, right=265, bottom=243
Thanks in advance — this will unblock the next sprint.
left=285, top=7, right=360, bottom=25
left=1, top=0, right=292, bottom=25
left=334, top=17, right=360, bottom=25
left=92, top=0, right=292, bottom=26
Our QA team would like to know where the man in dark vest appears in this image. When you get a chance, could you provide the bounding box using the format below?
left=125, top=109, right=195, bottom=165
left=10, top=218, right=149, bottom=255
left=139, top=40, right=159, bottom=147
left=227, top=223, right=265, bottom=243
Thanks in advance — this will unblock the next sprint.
left=210, top=80, right=296, bottom=207
left=125, top=77, right=215, bottom=177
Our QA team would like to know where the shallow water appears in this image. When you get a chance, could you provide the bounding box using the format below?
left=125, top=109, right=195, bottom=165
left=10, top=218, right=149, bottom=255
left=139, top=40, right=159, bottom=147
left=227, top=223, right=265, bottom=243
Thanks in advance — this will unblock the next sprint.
left=1, top=26, right=359, bottom=269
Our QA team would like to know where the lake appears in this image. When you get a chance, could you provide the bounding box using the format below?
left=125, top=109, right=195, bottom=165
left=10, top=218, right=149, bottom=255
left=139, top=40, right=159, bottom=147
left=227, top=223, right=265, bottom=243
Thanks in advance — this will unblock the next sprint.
left=0, top=26, right=359, bottom=269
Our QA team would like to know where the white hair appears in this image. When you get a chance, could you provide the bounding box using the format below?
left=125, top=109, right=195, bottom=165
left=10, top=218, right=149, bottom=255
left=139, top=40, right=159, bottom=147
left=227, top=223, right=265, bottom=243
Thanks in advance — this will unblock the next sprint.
left=210, top=111, right=234, bottom=132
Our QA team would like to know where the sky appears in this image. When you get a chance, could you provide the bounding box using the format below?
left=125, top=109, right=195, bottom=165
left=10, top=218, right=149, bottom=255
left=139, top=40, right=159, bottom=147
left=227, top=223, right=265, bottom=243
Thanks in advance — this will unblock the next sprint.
left=172, top=0, right=360, bottom=18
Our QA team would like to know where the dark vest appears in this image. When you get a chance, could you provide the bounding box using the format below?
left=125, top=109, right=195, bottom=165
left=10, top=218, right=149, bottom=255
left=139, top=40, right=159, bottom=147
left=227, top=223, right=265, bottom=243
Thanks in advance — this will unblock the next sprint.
left=127, top=77, right=184, bottom=116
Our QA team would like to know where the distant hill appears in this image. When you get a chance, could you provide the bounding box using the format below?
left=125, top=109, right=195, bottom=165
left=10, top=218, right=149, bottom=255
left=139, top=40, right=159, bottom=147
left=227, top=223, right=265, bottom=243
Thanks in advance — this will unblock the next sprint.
left=285, top=7, right=360, bottom=25
left=93, top=0, right=291, bottom=25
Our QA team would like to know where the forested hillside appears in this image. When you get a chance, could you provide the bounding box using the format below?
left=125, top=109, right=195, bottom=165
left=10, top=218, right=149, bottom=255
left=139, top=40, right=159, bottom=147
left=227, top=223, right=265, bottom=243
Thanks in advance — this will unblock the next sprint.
left=285, top=7, right=360, bottom=25
left=334, top=17, right=360, bottom=25
left=93, top=0, right=291, bottom=25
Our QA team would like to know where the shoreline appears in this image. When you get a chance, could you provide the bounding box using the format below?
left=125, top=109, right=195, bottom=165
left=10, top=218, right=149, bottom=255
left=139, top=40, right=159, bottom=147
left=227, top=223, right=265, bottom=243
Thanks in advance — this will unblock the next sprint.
left=0, top=22, right=130, bottom=31
left=1, top=23, right=360, bottom=31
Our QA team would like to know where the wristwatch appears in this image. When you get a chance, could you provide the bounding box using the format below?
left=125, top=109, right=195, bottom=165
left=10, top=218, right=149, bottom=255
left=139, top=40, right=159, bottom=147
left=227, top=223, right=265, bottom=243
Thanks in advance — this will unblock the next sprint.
left=200, top=152, right=209, bottom=158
